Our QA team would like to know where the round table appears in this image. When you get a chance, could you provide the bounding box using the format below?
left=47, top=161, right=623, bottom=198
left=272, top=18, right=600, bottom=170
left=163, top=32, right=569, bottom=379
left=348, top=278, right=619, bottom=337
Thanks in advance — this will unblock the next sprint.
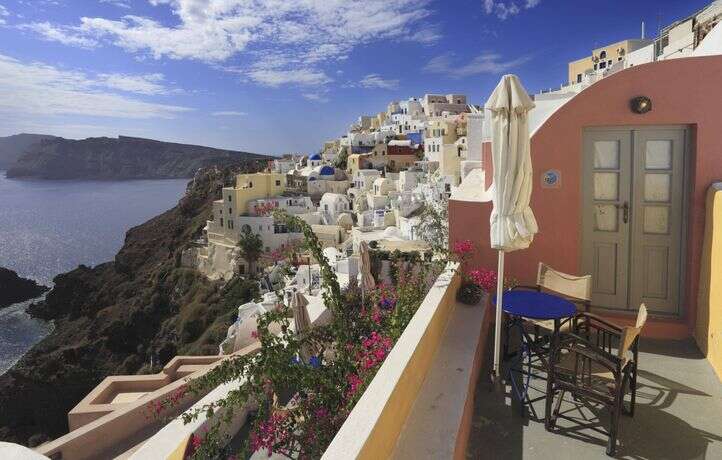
left=493, top=290, right=577, bottom=416
left=494, top=290, right=577, bottom=320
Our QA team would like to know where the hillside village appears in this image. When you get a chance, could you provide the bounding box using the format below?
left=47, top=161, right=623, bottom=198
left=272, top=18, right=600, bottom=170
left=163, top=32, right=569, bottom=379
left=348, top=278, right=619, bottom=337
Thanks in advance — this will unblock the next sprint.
left=10, top=1, right=722, bottom=458
left=185, top=93, right=483, bottom=286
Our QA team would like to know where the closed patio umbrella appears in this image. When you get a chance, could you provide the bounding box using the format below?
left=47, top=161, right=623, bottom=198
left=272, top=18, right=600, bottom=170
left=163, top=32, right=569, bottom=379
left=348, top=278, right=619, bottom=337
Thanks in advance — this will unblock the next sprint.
left=291, top=290, right=313, bottom=362
left=359, top=241, right=376, bottom=307
left=484, top=74, right=538, bottom=378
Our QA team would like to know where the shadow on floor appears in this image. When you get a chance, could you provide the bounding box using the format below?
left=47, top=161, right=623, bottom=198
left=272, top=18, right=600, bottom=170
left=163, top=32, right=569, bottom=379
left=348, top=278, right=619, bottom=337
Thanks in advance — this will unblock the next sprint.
left=466, top=332, right=722, bottom=460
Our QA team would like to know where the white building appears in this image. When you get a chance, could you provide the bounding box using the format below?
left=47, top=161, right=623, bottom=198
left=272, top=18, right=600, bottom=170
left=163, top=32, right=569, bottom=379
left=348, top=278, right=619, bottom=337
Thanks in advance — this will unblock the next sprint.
left=273, top=158, right=297, bottom=174
left=422, top=94, right=469, bottom=117
left=247, top=196, right=315, bottom=216
left=320, top=193, right=351, bottom=225
left=353, top=169, right=382, bottom=191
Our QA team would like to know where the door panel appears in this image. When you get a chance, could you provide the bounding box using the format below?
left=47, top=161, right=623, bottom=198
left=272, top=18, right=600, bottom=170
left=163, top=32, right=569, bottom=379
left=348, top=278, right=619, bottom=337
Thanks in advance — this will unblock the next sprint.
left=582, top=131, right=632, bottom=310
left=582, top=127, right=686, bottom=315
left=629, top=129, right=685, bottom=315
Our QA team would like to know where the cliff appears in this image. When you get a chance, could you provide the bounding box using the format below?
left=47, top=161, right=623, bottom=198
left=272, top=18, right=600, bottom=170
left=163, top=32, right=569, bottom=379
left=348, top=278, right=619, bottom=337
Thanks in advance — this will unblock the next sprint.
left=5, top=135, right=271, bottom=180
left=0, top=134, right=57, bottom=170
left=0, top=268, right=49, bottom=309
left=0, top=166, right=260, bottom=446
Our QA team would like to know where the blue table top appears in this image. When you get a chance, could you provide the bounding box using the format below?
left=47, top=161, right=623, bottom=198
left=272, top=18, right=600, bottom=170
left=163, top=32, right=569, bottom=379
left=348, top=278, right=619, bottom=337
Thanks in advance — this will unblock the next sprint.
left=492, top=290, right=576, bottom=320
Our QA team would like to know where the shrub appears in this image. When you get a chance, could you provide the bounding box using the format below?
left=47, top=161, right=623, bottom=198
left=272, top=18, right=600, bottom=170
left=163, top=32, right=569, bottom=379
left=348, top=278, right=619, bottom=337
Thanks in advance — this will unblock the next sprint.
left=166, top=211, right=440, bottom=459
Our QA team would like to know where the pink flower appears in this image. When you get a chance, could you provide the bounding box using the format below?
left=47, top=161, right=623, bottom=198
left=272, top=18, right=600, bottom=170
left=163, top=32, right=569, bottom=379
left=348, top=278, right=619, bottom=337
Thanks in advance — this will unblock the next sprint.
left=191, top=434, right=203, bottom=450
left=346, top=373, right=363, bottom=397
left=452, top=240, right=473, bottom=256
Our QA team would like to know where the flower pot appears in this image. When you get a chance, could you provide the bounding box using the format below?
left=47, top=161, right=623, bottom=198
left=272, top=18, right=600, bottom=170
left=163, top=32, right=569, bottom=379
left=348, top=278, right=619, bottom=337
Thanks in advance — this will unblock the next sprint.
left=457, top=282, right=482, bottom=305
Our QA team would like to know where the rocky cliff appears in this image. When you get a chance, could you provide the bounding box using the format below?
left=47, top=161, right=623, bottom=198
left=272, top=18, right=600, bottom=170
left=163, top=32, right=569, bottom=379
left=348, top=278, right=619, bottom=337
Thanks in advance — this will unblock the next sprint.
left=0, top=134, right=57, bottom=170
left=5, top=135, right=271, bottom=180
left=0, top=268, right=49, bottom=309
left=0, top=166, right=260, bottom=446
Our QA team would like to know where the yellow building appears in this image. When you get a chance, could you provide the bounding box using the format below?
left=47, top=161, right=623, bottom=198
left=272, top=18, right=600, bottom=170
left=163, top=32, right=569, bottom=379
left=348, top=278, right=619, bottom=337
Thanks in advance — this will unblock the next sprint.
left=222, top=172, right=287, bottom=217
left=568, top=38, right=652, bottom=84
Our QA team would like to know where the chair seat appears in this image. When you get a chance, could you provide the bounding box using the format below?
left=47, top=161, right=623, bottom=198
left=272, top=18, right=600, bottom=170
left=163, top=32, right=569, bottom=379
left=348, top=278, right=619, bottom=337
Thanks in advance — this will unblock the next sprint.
left=555, top=351, right=618, bottom=396
left=525, top=318, right=572, bottom=333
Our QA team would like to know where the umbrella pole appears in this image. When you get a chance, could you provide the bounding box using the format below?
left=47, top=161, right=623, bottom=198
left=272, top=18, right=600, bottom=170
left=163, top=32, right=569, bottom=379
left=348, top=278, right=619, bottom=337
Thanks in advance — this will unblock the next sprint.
left=493, top=250, right=505, bottom=378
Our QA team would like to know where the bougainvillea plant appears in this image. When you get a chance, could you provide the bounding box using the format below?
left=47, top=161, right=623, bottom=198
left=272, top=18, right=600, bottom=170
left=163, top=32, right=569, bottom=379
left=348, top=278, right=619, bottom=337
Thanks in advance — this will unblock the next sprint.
left=164, top=210, right=439, bottom=459
left=451, top=239, right=517, bottom=304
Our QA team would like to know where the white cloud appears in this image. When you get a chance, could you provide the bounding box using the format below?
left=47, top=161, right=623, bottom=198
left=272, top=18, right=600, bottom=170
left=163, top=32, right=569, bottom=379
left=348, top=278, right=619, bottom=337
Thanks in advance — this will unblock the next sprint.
left=96, top=72, right=172, bottom=95
left=301, top=92, right=329, bottom=103
left=424, top=52, right=530, bottom=77
left=0, top=54, right=191, bottom=119
left=99, top=0, right=131, bottom=8
left=19, top=22, right=98, bottom=48
left=247, top=68, right=332, bottom=88
left=483, top=0, right=541, bottom=20
left=0, top=5, right=9, bottom=24
left=359, top=74, right=399, bottom=90
left=21, top=0, right=437, bottom=89
left=212, top=110, right=246, bottom=116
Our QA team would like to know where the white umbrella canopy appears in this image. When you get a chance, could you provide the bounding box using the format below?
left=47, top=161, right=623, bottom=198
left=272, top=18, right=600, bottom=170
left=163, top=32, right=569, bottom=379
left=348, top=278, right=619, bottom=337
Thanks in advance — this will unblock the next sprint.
left=291, top=290, right=313, bottom=362
left=358, top=241, right=376, bottom=305
left=484, top=74, right=538, bottom=378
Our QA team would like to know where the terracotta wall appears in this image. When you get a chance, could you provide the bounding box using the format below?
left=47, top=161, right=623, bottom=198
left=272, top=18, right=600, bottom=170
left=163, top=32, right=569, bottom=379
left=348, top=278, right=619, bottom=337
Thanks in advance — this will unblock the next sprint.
left=449, top=56, right=722, bottom=337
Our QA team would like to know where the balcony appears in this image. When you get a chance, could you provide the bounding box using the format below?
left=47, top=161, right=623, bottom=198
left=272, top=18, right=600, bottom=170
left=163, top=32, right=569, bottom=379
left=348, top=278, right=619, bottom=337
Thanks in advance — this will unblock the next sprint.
left=467, top=337, right=722, bottom=459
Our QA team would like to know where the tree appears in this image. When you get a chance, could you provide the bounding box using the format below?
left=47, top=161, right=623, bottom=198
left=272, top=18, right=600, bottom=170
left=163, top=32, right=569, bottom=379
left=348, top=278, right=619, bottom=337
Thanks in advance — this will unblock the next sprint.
left=333, top=148, right=348, bottom=170
left=413, top=199, right=449, bottom=261
left=236, top=227, right=263, bottom=277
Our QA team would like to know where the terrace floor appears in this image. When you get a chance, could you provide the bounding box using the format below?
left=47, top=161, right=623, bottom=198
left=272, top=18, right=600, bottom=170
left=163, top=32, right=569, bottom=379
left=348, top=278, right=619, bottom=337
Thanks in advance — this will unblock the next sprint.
left=466, top=335, right=722, bottom=459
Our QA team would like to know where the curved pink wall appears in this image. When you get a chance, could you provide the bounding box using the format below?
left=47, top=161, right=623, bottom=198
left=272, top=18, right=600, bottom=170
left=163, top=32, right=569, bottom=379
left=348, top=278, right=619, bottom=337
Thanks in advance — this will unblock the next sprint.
left=450, top=56, right=722, bottom=336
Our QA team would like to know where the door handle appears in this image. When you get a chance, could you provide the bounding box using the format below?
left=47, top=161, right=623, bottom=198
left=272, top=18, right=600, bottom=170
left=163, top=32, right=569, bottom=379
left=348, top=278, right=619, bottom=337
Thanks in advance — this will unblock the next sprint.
left=616, top=202, right=629, bottom=224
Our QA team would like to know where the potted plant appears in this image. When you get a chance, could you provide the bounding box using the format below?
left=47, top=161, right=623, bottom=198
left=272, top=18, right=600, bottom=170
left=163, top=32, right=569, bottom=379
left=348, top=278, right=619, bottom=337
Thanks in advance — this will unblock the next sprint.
left=451, top=240, right=483, bottom=305
left=451, top=240, right=517, bottom=305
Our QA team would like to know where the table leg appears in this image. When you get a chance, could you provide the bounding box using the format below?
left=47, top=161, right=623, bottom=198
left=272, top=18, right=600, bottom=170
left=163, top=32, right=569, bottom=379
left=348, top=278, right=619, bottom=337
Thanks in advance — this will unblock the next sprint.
left=545, top=319, right=560, bottom=430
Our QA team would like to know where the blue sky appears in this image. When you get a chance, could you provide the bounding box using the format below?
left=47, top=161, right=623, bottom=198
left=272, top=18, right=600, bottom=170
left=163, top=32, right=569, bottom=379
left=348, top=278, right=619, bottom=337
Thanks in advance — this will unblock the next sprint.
left=0, top=0, right=709, bottom=155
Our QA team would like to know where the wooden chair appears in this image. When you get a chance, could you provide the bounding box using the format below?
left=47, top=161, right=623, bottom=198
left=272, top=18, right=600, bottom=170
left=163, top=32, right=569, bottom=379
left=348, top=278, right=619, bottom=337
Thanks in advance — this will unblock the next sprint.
left=514, top=263, right=592, bottom=335
left=545, top=304, right=648, bottom=456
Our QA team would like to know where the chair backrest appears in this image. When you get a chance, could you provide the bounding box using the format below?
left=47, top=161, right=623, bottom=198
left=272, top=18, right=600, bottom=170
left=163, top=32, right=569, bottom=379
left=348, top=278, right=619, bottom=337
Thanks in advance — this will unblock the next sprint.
left=618, top=303, right=648, bottom=360
left=536, top=263, right=592, bottom=302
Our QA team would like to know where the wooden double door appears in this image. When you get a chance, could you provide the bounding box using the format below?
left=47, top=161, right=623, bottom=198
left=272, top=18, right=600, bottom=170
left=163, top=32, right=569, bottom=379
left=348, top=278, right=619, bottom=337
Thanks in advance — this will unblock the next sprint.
left=582, top=127, right=688, bottom=315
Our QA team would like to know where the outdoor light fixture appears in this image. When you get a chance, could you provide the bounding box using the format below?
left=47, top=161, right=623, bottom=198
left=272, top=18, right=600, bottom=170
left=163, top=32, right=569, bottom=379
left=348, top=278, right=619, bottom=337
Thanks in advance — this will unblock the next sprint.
left=630, top=96, right=652, bottom=114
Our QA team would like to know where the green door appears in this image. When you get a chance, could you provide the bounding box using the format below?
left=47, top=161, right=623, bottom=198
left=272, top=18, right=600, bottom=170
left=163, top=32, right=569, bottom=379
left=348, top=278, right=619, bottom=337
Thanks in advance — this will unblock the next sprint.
left=582, top=127, right=687, bottom=315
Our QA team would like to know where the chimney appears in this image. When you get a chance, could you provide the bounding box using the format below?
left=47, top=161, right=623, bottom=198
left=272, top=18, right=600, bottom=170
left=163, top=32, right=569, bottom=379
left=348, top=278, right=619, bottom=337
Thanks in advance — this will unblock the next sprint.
left=641, top=21, right=646, bottom=39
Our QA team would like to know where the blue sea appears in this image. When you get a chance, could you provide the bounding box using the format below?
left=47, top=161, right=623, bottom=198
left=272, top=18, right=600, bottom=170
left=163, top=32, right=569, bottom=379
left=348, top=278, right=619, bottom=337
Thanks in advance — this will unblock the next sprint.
left=0, top=172, right=188, bottom=374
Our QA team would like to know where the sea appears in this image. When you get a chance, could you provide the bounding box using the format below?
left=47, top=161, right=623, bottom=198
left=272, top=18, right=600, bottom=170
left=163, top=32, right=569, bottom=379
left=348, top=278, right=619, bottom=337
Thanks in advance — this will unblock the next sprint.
left=0, top=172, right=189, bottom=374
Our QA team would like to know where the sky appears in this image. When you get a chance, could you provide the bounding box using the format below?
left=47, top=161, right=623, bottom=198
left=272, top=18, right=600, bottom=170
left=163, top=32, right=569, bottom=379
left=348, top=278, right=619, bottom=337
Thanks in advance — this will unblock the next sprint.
left=0, top=0, right=711, bottom=155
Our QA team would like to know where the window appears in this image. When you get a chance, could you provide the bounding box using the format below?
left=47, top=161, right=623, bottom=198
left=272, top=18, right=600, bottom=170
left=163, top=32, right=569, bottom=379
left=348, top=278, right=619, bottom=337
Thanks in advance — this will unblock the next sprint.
left=228, top=208, right=232, bottom=214
left=618, top=57, right=623, bottom=61
left=599, top=50, right=607, bottom=59
left=576, top=73, right=582, bottom=83
left=220, top=217, right=224, bottom=226
left=593, top=63, right=598, bottom=70
left=276, top=180, right=281, bottom=186
left=607, top=60, right=612, bottom=67
left=248, top=181, right=253, bottom=188
left=227, top=195, right=232, bottom=202
left=599, top=61, right=606, bottom=69
left=239, top=265, right=245, bottom=274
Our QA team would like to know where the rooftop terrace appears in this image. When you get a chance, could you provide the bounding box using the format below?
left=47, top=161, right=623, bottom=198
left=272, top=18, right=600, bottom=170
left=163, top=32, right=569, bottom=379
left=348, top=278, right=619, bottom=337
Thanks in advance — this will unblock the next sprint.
left=467, top=337, right=722, bottom=459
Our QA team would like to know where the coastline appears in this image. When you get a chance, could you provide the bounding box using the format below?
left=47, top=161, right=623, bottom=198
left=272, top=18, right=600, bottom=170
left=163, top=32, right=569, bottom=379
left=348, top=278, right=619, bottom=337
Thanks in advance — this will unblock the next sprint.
left=0, top=293, right=54, bottom=375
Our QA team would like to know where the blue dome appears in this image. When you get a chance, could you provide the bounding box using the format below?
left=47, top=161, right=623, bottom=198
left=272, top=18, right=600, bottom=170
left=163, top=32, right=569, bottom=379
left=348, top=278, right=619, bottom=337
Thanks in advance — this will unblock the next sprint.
left=319, top=165, right=335, bottom=176
left=309, top=153, right=322, bottom=160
